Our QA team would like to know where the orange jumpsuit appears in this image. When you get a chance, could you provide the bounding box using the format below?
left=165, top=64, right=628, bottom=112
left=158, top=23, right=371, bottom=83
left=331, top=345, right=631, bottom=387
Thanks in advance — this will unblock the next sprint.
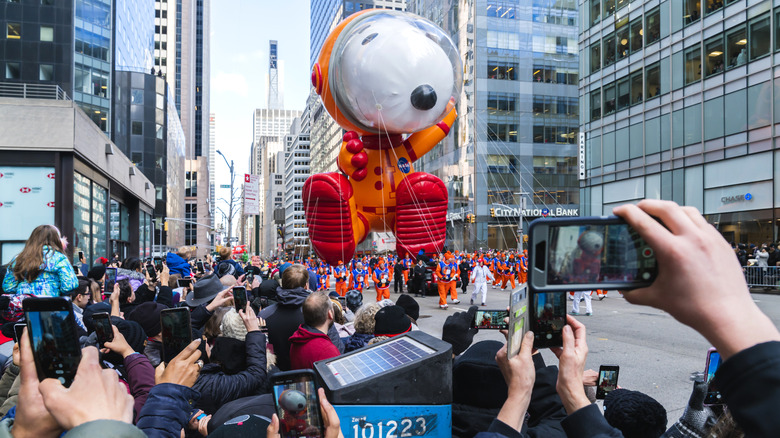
left=333, top=264, right=349, bottom=296
left=373, top=266, right=391, bottom=301
left=501, top=261, right=516, bottom=289
left=436, top=261, right=459, bottom=306
left=519, top=256, right=528, bottom=284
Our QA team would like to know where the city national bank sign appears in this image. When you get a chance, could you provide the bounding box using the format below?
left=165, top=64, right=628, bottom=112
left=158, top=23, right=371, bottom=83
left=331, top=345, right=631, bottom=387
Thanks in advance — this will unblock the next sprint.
left=492, top=206, right=579, bottom=218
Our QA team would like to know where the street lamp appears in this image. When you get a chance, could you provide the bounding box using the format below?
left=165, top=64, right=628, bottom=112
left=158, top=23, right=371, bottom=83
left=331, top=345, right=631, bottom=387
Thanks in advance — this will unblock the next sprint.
left=216, top=150, right=235, bottom=247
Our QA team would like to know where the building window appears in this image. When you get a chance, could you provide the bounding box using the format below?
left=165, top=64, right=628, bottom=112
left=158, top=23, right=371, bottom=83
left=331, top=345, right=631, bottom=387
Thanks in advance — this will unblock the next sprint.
left=646, top=7, right=661, bottom=45
left=39, top=64, right=53, bottom=81
left=487, top=93, right=517, bottom=112
left=776, top=10, right=780, bottom=53
left=40, top=26, right=53, bottom=42
left=590, top=41, right=601, bottom=73
left=604, top=0, right=615, bottom=16
left=684, top=0, right=700, bottom=25
left=5, top=62, right=20, bottom=79
left=617, top=77, right=630, bottom=110
left=749, top=15, right=770, bottom=61
left=705, top=36, right=724, bottom=77
left=726, top=26, right=747, bottom=69
left=591, top=0, right=600, bottom=25
left=591, top=90, right=601, bottom=121
left=684, top=45, right=701, bottom=85
left=131, top=121, right=143, bottom=135
left=604, top=33, right=616, bottom=67
left=488, top=61, right=518, bottom=80
left=616, top=21, right=629, bottom=61
left=630, top=18, right=642, bottom=54
left=185, top=203, right=197, bottom=245
left=131, top=89, right=144, bottom=105
left=604, top=83, right=616, bottom=115
left=487, top=123, right=518, bottom=142
left=487, top=1, right=516, bottom=19
left=645, top=62, right=660, bottom=99
left=156, top=124, right=164, bottom=139
left=630, top=70, right=643, bottom=105
left=6, top=23, right=20, bottom=40
left=705, top=0, right=723, bottom=14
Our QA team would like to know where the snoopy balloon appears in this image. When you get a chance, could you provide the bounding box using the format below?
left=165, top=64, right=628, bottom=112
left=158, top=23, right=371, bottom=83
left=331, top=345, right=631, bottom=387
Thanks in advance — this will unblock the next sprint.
left=305, top=9, right=462, bottom=265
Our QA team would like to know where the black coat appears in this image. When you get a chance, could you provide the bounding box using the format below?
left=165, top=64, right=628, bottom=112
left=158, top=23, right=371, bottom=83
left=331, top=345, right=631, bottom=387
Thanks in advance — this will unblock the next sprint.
left=192, top=331, right=268, bottom=415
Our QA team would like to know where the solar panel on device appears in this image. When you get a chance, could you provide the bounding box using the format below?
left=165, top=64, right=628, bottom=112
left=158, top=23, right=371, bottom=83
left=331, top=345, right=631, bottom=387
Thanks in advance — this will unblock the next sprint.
left=327, top=337, right=435, bottom=385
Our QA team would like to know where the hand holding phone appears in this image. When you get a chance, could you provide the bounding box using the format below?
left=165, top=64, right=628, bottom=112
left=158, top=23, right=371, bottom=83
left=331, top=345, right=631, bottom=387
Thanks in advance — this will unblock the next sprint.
left=92, top=312, right=114, bottom=347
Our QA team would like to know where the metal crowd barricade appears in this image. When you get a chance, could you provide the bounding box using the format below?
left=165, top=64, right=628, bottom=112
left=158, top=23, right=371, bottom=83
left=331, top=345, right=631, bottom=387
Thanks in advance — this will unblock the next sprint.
left=744, top=266, right=780, bottom=290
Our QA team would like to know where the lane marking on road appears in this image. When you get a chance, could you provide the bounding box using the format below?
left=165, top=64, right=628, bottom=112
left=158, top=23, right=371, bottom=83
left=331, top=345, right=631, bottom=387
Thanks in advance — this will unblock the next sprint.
left=598, top=338, right=609, bottom=341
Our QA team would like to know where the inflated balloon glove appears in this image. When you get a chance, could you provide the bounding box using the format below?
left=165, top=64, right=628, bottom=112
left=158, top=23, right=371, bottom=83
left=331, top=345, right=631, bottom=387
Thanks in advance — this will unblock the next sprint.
left=442, top=305, right=478, bottom=356
left=661, top=373, right=718, bottom=438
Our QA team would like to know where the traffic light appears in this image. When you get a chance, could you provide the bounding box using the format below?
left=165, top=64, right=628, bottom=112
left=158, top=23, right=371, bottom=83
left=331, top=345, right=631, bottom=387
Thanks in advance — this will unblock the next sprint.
left=490, top=208, right=496, bottom=217
left=470, top=214, right=476, bottom=223
left=164, top=221, right=169, bottom=231
left=523, top=234, right=528, bottom=243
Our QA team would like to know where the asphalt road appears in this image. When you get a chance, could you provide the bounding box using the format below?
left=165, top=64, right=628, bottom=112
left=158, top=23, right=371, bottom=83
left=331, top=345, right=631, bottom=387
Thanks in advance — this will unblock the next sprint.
left=373, top=281, right=780, bottom=419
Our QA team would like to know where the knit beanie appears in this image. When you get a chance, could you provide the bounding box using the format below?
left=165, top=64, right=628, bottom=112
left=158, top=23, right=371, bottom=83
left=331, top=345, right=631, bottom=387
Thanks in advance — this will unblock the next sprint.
left=396, top=294, right=420, bottom=321
left=87, top=265, right=107, bottom=282
left=127, top=301, right=167, bottom=337
left=220, top=308, right=248, bottom=342
left=373, top=305, right=412, bottom=337
left=345, top=290, right=363, bottom=313
left=604, top=388, right=668, bottom=438
left=111, top=317, right=146, bottom=353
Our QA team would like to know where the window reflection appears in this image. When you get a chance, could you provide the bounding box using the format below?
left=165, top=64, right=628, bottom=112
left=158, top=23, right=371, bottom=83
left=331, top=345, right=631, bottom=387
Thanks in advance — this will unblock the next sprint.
left=705, top=37, right=724, bottom=77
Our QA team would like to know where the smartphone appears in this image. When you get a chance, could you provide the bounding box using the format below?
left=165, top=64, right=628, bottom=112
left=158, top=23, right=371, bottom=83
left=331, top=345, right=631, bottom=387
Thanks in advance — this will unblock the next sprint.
left=704, top=348, right=723, bottom=405
left=13, top=323, right=25, bottom=343
left=596, top=365, right=620, bottom=400
left=23, top=297, right=82, bottom=387
left=246, top=272, right=254, bottom=287
left=470, top=309, right=509, bottom=330
left=271, top=370, right=324, bottom=438
left=233, top=286, right=248, bottom=312
left=528, top=216, right=658, bottom=292
left=529, top=292, right=566, bottom=348
left=197, top=261, right=204, bottom=273
left=78, top=251, right=84, bottom=261
left=154, top=257, right=163, bottom=271
left=146, top=263, right=157, bottom=280
left=160, top=308, right=192, bottom=364
left=92, top=312, right=114, bottom=346
left=104, top=267, right=117, bottom=294
left=177, top=278, right=192, bottom=289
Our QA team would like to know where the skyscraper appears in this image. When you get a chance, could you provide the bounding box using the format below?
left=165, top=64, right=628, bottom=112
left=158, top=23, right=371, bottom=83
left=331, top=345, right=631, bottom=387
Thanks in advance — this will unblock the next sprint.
left=409, top=0, right=580, bottom=250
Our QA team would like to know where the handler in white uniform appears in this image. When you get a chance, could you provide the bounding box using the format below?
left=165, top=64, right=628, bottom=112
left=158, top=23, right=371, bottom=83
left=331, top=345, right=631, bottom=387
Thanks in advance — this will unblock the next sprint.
left=470, top=259, right=494, bottom=306
left=571, top=290, right=593, bottom=316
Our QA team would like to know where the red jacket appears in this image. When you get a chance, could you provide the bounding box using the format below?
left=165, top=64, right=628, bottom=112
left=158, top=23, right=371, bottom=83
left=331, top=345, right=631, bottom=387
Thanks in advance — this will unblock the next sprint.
left=289, top=325, right=340, bottom=370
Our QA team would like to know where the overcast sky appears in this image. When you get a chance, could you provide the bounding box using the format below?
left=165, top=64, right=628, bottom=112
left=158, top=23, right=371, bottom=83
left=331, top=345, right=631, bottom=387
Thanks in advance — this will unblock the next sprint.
left=211, top=0, right=311, bottom=212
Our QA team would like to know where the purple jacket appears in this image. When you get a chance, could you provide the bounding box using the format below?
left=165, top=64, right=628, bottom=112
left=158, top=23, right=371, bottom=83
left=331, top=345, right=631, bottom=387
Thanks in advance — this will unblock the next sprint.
left=125, top=352, right=155, bottom=423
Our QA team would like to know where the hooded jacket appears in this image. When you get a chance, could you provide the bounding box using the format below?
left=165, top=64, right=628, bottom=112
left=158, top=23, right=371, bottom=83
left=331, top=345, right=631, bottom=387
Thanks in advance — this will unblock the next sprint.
left=289, top=325, right=340, bottom=370
left=165, top=252, right=191, bottom=277
left=259, top=287, right=343, bottom=371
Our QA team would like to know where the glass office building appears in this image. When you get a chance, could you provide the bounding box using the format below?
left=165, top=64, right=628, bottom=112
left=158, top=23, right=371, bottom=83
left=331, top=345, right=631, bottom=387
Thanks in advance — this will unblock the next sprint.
left=411, top=0, right=581, bottom=251
left=74, top=0, right=113, bottom=133
left=579, top=0, right=780, bottom=244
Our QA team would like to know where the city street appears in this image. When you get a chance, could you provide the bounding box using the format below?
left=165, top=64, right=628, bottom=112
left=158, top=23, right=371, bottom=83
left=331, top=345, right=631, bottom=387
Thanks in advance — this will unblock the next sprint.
left=369, top=281, right=780, bottom=419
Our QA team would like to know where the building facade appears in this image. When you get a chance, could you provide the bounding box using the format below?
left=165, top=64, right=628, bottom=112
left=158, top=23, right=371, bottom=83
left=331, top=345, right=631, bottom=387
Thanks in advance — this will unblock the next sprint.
left=408, top=0, right=580, bottom=251
left=578, top=0, right=780, bottom=244
left=0, top=95, right=155, bottom=265
left=284, top=113, right=311, bottom=258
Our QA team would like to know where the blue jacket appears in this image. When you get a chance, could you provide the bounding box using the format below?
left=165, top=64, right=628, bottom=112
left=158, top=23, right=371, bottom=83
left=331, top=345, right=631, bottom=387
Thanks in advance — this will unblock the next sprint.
left=165, top=252, right=191, bottom=277
left=137, top=383, right=200, bottom=438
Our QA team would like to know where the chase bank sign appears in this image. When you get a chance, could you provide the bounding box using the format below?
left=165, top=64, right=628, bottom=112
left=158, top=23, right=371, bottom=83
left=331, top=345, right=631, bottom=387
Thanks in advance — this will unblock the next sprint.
left=721, top=193, right=753, bottom=205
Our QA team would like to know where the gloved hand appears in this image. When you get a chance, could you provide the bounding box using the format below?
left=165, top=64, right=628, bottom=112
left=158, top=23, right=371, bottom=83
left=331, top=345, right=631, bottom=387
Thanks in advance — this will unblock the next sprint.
left=661, top=373, right=718, bottom=438
left=442, top=305, right=478, bottom=356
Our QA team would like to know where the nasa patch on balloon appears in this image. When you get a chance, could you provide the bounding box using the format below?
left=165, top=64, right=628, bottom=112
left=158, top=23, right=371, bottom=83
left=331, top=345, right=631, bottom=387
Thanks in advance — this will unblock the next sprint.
left=397, top=157, right=411, bottom=174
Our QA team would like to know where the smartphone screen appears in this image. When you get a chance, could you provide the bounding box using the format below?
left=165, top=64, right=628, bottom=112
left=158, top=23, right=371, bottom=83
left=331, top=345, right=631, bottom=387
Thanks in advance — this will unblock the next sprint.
left=154, top=258, right=163, bottom=271
left=78, top=251, right=84, bottom=261
left=197, top=261, right=204, bottom=273
left=529, top=217, right=658, bottom=292
left=23, top=298, right=82, bottom=386
left=160, top=308, right=192, bottom=364
left=597, top=365, right=620, bottom=399
left=177, top=278, right=192, bottom=289
left=104, top=267, right=117, bottom=294
left=92, top=312, right=114, bottom=346
left=233, top=286, right=248, bottom=312
left=704, top=350, right=723, bottom=405
left=272, top=370, right=324, bottom=438
left=471, top=310, right=509, bottom=330
left=530, top=292, right=566, bottom=348
left=13, top=324, right=25, bottom=343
